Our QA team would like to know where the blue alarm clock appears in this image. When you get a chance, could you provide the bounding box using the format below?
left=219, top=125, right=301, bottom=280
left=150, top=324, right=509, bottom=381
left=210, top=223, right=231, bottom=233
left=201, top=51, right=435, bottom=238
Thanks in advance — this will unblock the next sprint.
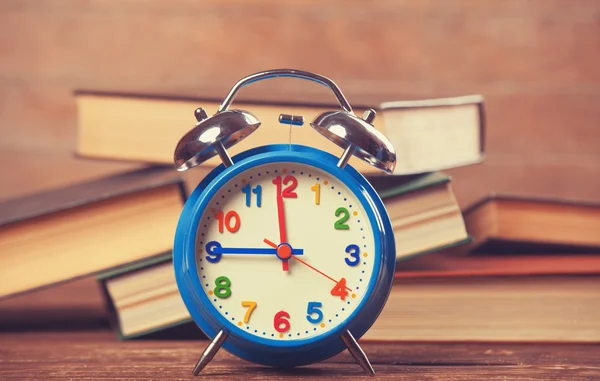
left=172, top=69, right=397, bottom=376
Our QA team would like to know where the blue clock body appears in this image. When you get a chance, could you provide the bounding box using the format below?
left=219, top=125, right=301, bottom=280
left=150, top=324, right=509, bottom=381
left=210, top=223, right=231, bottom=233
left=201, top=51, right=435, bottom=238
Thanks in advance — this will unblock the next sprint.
left=173, top=144, right=396, bottom=367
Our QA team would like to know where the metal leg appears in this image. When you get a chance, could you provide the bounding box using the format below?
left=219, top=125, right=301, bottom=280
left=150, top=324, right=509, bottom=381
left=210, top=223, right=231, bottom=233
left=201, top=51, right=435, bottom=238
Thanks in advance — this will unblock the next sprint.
left=192, top=330, right=228, bottom=375
left=213, top=141, right=234, bottom=168
left=340, top=330, right=375, bottom=376
left=337, top=145, right=356, bottom=169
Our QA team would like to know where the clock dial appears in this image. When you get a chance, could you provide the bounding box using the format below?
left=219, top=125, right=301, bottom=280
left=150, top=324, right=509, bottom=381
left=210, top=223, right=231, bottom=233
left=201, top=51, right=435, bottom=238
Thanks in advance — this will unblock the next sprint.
left=195, top=162, right=377, bottom=341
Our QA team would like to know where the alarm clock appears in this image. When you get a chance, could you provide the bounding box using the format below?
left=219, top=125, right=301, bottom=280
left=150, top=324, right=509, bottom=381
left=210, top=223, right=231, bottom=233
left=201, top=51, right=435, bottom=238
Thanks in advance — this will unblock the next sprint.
left=172, top=69, right=397, bottom=376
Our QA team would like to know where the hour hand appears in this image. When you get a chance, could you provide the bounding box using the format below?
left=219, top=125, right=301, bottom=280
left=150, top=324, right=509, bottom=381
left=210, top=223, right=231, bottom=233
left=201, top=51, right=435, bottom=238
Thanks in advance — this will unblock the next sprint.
left=204, top=241, right=303, bottom=263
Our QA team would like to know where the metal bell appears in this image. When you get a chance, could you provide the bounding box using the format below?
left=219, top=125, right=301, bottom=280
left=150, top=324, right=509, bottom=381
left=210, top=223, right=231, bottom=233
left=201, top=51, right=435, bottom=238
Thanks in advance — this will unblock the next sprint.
left=174, top=107, right=261, bottom=171
left=312, top=109, right=397, bottom=174
left=173, top=68, right=397, bottom=175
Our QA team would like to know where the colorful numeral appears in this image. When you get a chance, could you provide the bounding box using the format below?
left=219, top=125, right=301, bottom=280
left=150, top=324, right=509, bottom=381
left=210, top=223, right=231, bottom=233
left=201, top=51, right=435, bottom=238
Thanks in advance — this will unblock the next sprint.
left=273, top=175, right=298, bottom=198
left=330, top=278, right=348, bottom=300
left=241, top=301, right=257, bottom=323
left=345, top=244, right=360, bottom=266
left=205, top=241, right=222, bottom=263
left=334, top=207, right=350, bottom=230
left=306, top=302, right=323, bottom=324
left=274, top=310, right=291, bottom=333
left=311, top=183, right=320, bottom=205
left=214, top=276, right=231, bottom=298
left=215, top=210, right=241, bottom=233
left=241, top=184, right=262, bottom=207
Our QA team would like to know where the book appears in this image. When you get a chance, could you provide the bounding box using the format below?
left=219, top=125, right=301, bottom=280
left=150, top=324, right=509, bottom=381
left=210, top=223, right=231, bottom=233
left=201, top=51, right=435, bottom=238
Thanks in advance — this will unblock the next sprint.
left=462, top=194, right=600, bottom=254
left=101, top=250, right=600, bottom=343
left=75, top=91, right=485, bottom=176
left=99, top=253, right=203, bottom=340
left=362, top=272, right=600, bottom=343
left=371, top=172, right=469, bottom=260
left=0, top=167, right=186, bottom=299
left=379, top=95, right=485, bottom=175
left=397, top=249, right=600, bottom=277
left=368, top=219, right=600, bottom=343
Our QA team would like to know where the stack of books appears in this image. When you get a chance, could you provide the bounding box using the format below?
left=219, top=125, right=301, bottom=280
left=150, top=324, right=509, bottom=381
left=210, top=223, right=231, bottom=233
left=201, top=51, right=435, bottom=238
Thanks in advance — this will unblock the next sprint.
left=2, top=90, right=512, bottom=343
left=370, top=195, right=600, bottom=342
left=68, top=91, right=485, bottom=339
left=0, top=167, right=187, bottom=301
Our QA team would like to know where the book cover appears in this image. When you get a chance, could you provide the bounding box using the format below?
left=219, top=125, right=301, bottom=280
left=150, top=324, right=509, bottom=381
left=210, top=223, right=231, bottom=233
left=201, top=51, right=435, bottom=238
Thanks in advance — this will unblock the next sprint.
left=75, top=91, right=485, bottom=175
left=0, top=167, right=187, bottom=299
left=98, top=253, right=201, bottom=340
left=462, top=194, right=600, bottom=254
left=368, top=172, right=451, bottom=200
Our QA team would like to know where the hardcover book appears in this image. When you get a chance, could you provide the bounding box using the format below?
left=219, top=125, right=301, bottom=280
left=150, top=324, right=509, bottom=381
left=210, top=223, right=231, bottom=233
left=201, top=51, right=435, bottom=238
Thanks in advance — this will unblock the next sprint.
left=0, top=167, right=187, bottom=299
left=462, top=194, right=600, bottom=254
left=98, top=253, right=203, bottom=340
left=75, top=92, right=485, bottom=176
left=100, top=250, right=600, bottom=343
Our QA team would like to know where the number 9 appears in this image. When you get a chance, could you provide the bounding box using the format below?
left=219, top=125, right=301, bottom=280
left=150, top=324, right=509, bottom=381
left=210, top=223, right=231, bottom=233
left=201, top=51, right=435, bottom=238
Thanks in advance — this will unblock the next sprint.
left=205, top=241, right=222, bottom=263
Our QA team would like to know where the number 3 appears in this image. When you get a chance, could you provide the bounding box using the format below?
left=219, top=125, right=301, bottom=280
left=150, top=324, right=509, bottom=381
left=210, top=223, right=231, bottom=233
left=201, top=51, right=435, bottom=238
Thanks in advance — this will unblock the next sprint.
left=345, top=244, right=360, bottom=266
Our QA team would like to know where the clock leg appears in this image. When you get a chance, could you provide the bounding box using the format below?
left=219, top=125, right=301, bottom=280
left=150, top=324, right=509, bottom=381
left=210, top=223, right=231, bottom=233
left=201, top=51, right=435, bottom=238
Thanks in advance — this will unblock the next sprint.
left=192, top=330, right=228, bottom=375
left=340, top=330, right=375, bottom=376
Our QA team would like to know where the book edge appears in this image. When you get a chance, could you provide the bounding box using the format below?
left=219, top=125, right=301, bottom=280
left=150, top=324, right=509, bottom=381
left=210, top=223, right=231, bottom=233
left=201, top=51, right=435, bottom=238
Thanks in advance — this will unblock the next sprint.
left=96, top=252, right=173, bottom=281
left=395, top=236, right=472, bottom=263
left=0, top=167, right=185, bottom=228
left=463, top=193, right=600, bottom=216
left=0, top=250, right=180, bottom=301
left=376, top=172, right=452, bottom=200
left=379, top=94, right=484, bottom=109
left=73, top=89, right=378, bottom=111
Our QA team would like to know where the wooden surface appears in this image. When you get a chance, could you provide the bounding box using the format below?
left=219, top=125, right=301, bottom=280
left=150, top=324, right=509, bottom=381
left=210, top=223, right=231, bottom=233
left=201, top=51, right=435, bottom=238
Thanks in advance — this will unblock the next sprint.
left=0, top=331, right=600, bottom=380
left=0, top=331, right=598, bottom=380
left=1, top=0, right=600, bottom=208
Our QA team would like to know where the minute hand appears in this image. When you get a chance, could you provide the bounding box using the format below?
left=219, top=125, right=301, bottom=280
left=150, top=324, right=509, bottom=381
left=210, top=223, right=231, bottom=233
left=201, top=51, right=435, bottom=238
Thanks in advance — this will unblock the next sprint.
left=206, top=241, right=303, bottom=255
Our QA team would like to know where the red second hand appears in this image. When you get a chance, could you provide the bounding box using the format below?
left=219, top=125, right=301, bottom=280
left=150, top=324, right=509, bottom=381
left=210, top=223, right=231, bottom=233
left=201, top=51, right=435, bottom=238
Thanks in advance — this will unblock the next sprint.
left=263, top=239, right=352, bottom=292
left=264, top=238, right=278, bottom=248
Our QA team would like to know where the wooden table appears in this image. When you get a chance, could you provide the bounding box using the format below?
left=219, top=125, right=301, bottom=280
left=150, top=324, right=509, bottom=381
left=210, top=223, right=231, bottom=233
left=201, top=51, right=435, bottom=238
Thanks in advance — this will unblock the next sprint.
left=0, top=331, right=598, bottom=380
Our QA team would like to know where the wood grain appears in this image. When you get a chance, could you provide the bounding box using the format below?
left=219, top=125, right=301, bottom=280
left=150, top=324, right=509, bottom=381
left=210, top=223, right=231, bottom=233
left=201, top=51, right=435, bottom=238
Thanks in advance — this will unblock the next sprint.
left=0, top=0, right=599, bottom=207
left=1, top=0, right=598, bottom=87
left=0, top=331, right=598, bottom=380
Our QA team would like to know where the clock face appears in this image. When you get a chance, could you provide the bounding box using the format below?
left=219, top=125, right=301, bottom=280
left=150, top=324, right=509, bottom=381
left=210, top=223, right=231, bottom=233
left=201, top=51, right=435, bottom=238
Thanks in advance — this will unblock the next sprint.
left=194, top=161, right=377, bottom=343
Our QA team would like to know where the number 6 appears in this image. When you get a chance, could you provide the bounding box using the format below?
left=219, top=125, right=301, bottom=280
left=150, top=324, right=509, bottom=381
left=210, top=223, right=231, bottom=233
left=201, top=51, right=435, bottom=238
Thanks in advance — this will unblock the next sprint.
left=274, top=310, right=291, bottom=333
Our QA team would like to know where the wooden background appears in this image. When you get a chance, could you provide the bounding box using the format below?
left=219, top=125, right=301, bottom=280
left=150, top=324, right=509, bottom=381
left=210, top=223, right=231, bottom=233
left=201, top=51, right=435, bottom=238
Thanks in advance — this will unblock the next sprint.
left=1, top=0, right=599, bottom=208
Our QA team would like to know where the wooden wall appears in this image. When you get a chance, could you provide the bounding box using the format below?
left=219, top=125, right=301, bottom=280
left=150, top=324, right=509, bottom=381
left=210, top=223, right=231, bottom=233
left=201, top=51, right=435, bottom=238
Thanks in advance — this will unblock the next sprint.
left=1, top=0, right=599, bottom=207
